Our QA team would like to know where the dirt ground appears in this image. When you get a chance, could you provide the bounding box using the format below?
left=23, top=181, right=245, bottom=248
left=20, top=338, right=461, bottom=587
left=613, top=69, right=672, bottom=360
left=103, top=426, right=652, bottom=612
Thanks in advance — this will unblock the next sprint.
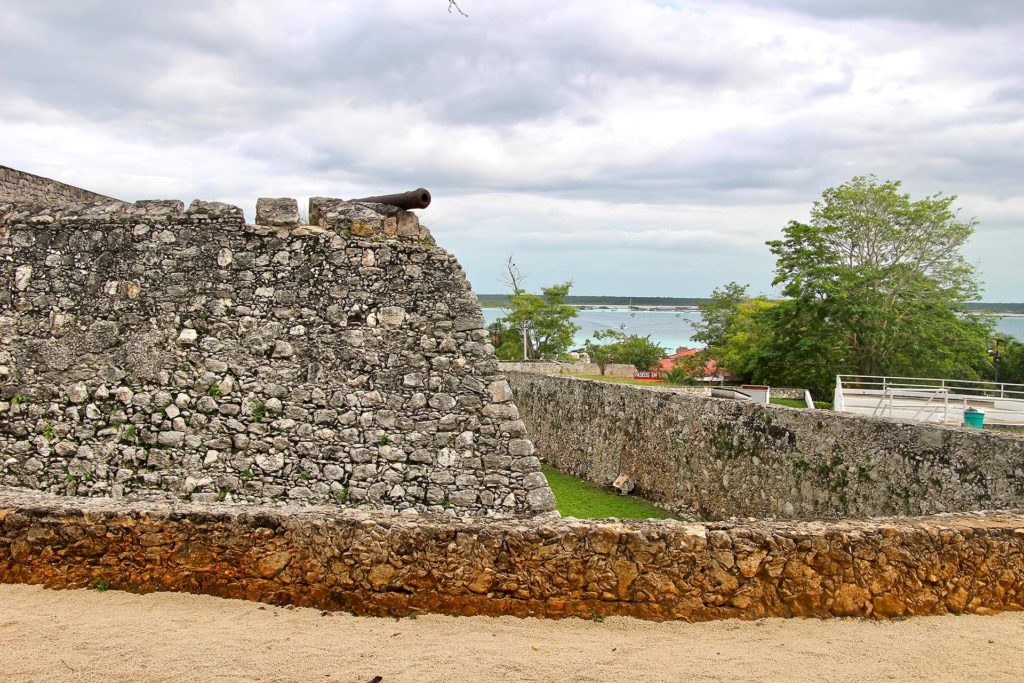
left=2, top=583, right=1022, bottom=682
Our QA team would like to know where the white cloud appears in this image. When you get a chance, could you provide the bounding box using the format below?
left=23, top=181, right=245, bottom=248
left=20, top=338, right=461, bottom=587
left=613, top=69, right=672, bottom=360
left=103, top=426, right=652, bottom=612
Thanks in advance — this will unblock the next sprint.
left=1, top=0, right=1021, bottom=298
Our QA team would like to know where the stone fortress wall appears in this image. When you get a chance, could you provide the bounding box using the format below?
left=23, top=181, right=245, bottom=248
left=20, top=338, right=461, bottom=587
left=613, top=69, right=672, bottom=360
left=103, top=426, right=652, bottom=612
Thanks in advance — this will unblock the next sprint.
left=0, top=165, right=124, bottom=208
left=2, top=166, right=1023, bottom=624
left=3, top=488, right=1022, bottom=621
left=506, top=371, right=1024, bottom=520
left=0, top=179, right=555, bottom=517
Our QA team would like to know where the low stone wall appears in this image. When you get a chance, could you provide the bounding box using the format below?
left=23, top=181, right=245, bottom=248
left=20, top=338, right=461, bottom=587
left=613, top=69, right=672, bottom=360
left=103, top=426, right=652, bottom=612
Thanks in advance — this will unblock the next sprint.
left=499, top=361, right=638, bottom=378
left=0, top=165, right=122, bottom=207
left=506, top=372, right=1024, bottom=520
left=2, top=488, right=1022, bottom=621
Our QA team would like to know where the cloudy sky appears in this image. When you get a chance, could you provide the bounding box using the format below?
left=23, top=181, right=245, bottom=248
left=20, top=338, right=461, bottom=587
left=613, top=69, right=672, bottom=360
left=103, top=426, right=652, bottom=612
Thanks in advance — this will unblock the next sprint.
left=2, top=1, right=1022, bottom=299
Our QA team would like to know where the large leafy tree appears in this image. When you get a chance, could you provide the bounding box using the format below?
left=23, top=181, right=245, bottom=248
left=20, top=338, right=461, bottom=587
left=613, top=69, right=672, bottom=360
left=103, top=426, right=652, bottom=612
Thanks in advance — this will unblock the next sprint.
left=702, top=175, right=993, bottom=397
left=493, top=257, right=580, bottom=360
left=615, top=334, right=667, bottom=372
left=766, top=175, right=991, bottom=394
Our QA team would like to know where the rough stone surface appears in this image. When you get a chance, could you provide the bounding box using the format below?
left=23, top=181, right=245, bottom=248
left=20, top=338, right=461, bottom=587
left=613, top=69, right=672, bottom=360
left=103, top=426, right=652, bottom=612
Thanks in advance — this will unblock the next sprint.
left=255, top=198, right=300, bottom=228
left=498, top=360, right=641, bottom=379
left=1, top=488, right=1022, bottom=621
left=507, top=372, right=1024, bottom=520
left=0, top=165, right=124, bottom=208
left=0, top=192, right=554, bottom=516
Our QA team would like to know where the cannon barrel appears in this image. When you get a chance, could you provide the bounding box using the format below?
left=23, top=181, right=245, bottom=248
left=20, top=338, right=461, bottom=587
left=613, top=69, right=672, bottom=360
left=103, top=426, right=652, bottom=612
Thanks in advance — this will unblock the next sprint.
left=351, top=188, right=431, bottom=210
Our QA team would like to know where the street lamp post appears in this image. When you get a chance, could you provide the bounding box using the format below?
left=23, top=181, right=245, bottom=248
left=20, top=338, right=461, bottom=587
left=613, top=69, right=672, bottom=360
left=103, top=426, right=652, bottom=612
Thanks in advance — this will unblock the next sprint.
left=989, top=339, right=1003, bottom=386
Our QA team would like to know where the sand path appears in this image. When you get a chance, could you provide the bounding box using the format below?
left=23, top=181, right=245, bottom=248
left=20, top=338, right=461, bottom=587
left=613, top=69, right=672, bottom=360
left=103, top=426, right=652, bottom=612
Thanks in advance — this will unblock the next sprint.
left=2, top=583, right=1022, bottom=682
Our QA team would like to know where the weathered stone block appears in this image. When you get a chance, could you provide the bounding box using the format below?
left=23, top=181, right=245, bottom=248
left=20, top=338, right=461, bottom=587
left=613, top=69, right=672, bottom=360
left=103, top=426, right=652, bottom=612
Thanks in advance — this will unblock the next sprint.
left=255, top=197, right=300, bottom=228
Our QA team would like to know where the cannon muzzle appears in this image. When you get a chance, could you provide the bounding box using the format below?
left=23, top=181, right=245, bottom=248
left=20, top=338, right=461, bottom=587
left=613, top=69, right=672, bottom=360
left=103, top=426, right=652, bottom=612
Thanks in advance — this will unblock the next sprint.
left=351, top=188, right=431, bottom=210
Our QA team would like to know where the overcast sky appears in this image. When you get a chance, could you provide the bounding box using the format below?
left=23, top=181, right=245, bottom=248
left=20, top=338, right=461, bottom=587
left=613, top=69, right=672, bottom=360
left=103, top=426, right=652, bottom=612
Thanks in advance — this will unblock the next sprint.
left=2, top=1, right=1022, bottom=299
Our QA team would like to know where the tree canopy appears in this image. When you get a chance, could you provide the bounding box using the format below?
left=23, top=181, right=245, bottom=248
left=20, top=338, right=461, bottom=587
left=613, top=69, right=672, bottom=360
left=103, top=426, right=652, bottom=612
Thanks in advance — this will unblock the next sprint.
left=492, top=257, right=580, bottom=361
left=584, top=330, right=666, bottom=373
left=700, top=175, right=994, bottom=396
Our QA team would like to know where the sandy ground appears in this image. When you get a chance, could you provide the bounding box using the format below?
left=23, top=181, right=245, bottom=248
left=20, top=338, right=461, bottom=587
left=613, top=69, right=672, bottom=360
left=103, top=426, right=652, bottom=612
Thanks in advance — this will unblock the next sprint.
left=2, top=584, right=1023, bottom=682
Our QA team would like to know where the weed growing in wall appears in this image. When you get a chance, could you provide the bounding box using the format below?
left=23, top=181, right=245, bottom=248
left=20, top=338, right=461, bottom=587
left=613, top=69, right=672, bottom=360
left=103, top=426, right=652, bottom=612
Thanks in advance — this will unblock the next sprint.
left=251, top=399, right=266, bottom=423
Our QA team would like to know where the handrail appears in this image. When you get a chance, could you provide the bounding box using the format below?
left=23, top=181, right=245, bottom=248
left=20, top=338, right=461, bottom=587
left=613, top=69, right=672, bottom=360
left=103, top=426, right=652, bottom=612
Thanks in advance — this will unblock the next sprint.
left=836, top=374, right=1024, bottom=401
left=837, top=374, right=1024, bottom=388
left=835, top=374, right=1024, bottom=426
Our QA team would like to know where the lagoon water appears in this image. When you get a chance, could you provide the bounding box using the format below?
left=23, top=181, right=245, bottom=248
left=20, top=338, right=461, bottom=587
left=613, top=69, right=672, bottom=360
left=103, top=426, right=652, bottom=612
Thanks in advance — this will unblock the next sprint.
left=481, top=308, right=1024, bottom=353
left=482, top=308, right=704, bottom=352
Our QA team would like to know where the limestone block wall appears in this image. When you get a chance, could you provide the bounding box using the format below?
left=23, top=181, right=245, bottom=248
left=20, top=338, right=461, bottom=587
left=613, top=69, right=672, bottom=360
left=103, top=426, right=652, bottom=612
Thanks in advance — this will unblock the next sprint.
left=2, top=488, right=1022, bottom=621
left=0, top=197, right=555, bottom=516
left=506, top=372, right=1024, bottom=520
left=0, top=165, right=123, bottom=207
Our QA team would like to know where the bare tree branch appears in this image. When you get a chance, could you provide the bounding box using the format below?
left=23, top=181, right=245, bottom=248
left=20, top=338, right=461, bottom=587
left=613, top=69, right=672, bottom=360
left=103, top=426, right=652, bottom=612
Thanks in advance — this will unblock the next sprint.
left=448, top=1, right=468, bottom=18
left=500, top=255, right=526, bottom=295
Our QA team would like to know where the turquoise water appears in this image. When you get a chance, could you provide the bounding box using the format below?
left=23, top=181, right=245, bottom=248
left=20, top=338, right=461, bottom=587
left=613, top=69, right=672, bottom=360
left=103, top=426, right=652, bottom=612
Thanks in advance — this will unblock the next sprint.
left=481, top=308, right=1024, bottom=353
left=482, top=308, right=700, bottom=352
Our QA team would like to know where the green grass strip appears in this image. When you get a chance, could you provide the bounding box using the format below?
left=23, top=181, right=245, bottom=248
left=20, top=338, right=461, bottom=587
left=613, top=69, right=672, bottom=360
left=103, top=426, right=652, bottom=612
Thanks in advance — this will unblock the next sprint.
left=541, top=465, right=675, bottom=520
left=769, top=397, right=832, bottom=409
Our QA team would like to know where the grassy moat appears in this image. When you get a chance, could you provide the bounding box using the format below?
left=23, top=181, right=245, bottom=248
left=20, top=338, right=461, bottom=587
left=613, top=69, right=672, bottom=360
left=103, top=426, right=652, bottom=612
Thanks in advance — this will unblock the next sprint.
left=541, top=465, right=675, bottom=520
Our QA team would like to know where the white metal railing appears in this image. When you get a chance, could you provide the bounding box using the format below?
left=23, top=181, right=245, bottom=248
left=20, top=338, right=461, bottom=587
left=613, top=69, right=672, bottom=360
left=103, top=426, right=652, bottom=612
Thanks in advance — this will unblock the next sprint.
left=834, top=374, right=1024, bottom=426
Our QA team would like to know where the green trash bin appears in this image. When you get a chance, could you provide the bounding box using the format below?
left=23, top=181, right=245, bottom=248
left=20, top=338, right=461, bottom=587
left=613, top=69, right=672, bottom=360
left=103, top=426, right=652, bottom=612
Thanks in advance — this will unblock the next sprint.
left=963, top=408, right=985, bottom=429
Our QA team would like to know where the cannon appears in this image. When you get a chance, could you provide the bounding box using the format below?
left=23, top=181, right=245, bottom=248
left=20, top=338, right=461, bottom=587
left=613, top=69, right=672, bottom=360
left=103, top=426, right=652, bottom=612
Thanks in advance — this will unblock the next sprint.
left=351, top=188, right=431, bottom=210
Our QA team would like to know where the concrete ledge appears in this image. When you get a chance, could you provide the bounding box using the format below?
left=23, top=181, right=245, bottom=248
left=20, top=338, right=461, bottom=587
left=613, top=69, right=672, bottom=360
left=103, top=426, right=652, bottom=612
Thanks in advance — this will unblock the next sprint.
left=2, top=488, right=1023, bottom=621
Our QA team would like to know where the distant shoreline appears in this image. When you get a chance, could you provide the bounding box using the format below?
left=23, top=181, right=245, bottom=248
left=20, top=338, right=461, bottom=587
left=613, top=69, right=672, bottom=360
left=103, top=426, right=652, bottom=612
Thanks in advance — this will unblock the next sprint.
left=476, top=295, right=1024, bottom=315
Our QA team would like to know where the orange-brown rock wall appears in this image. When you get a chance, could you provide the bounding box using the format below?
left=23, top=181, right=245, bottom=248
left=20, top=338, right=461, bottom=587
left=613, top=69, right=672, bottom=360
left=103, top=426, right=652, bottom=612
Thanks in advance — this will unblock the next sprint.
left=2, top=488, right=1023, bottom=621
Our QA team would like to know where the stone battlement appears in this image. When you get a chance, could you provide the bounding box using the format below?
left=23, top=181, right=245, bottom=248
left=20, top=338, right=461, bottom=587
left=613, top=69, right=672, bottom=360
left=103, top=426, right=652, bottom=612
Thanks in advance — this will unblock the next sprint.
left=0, top=191, right=555, bottom=516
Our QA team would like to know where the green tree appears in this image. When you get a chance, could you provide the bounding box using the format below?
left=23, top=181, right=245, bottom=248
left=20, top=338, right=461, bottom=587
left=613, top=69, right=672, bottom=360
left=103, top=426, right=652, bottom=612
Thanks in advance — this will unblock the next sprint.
left=493, top=257, right=579, bottom=360
left=989, top=334, right=1024, bottom=385
left=488, top=320, right=524, bottom=361
left=692, top=283, right=776, bottom=383
left=713, top=298, right=777, bottom=381
left=583, top=329, right=625, bottom=375
left=700, top=175, right=994, bottom=397
left=692, top=282, right=749, bottom=351
left=615, top=334, right=666, bottom=372
left=759, top=175, right=992, bottom=395
left=582, top=330, right=667, bottom=373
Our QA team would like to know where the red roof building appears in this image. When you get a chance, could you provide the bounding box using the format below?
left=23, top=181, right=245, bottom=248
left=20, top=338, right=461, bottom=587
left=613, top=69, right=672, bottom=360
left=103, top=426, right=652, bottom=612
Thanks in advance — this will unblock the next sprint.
left=658, top=347, right=728, bottom=381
